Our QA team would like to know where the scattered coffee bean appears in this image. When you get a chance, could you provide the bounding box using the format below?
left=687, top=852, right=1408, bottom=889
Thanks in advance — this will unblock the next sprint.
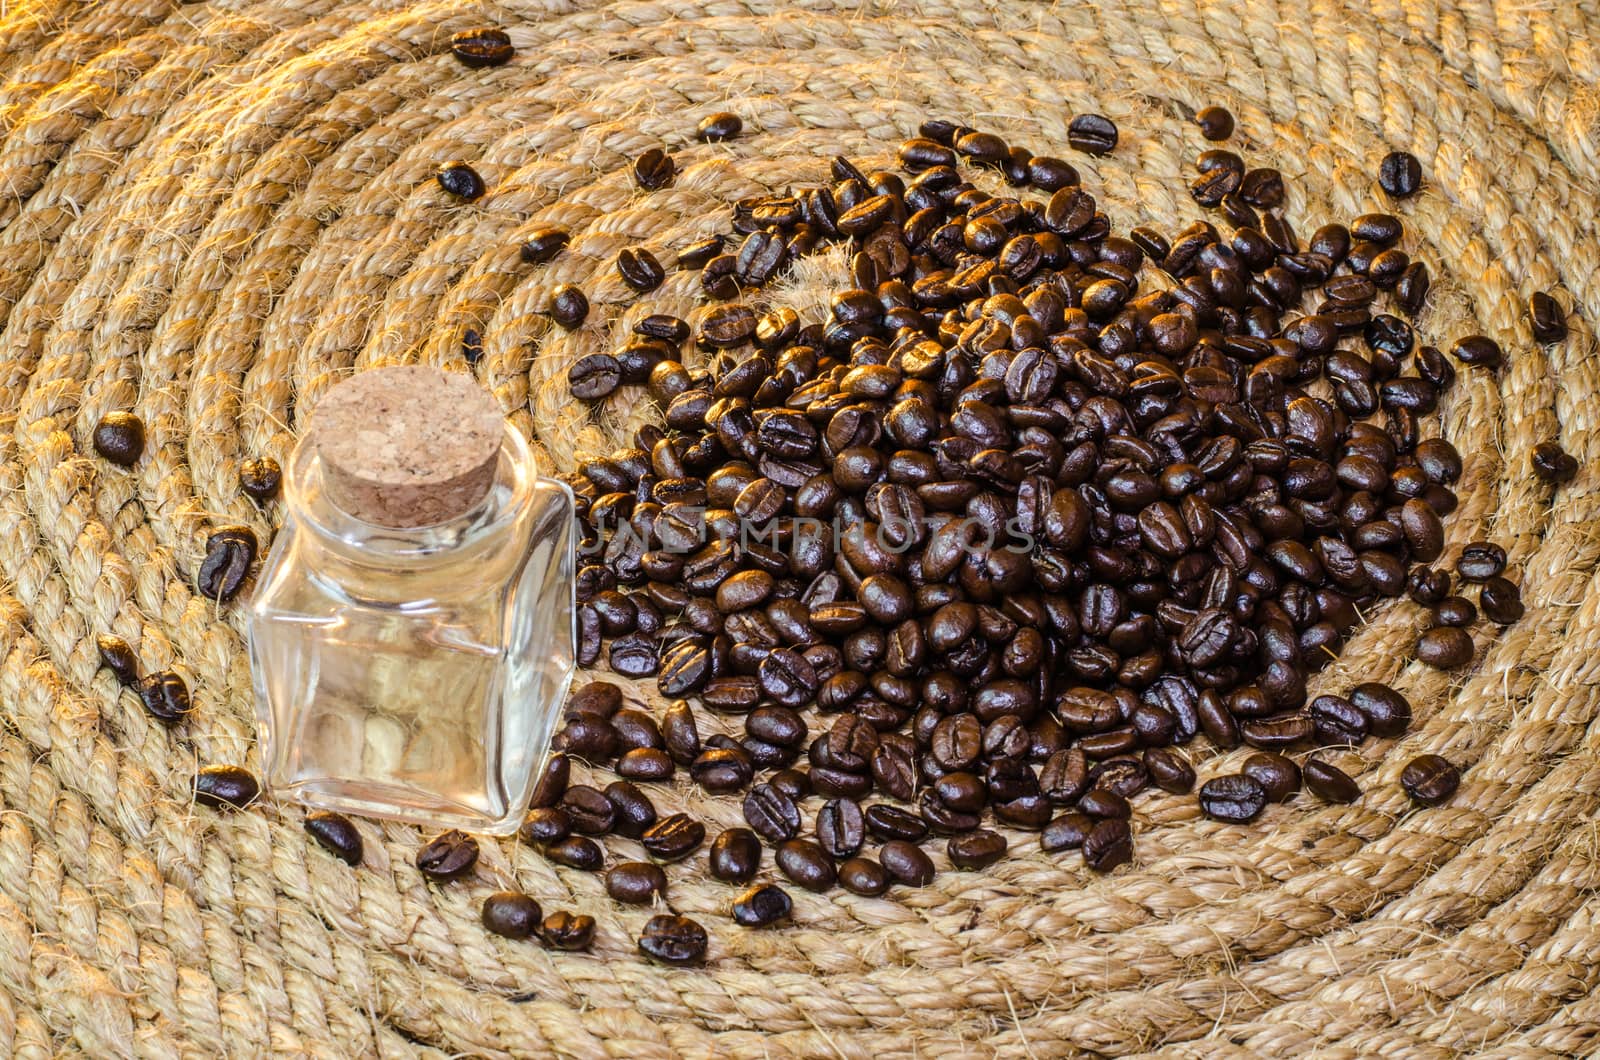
left=1531, top=442, right=1578, bottom=485
left=1528, top=291, right=1568, bottom=343
left=519, top=807, right=572, bottom=845
left=1378, top=150, right=1422, bottom=197
left=561, top=785, right=616, bottom=834
left=709, top=827, right=762, bottom=883
left=416, top=829, right=479, bottom=880
left=530, top=752, right=570, bottom=808
left=568, top=354, right=622, bottom=400
left=436, top=161, right=486, bottom=200
left=838, top=856, right=890, bottom=895
left=196, top=526, right=257, bottom=601
left=618, top=247, right=666, bottom=292
left=1416, top=626, right=1473, bottom=669
left=732, top=883, right=792, bottom=926
left=1479, top=577, right=1525, bottom=625
left=604, top=780, right=658, bottom=838
left=96, top=634, right=140, bottom=686
left=642, top=813, right=706, bottom=861
left=482, top=892, right=541, bottom=938
left=1083, top=818, right=1134, bottom=872
left=304, top=811, right=363, bottom=865
left=550, top=285, right=589, bottom=329
left=633, top=147, right=676, bottom=190
left=947, top=829, right=1006, bottom=870
left=521, top=226, right=571, bottom=265
left=1303, top=759, right=1361, bottom=803
left=1449, top=335, right=1504, bottom=369
left=1041, top=812, right=1093, bottom=853
left=544, top=836, right=604, bottom=871
left=239, top=457, right=282, bottom=501
left=697, top=112, right=743, bottom=142
left=542, top=911, right=596, bottom=951
left=1195, top=105, right=1234, bottom=141
left=93, top=412, right=145, bottom=466
left=617, top=747, right=675, bottom=781
left=607, top=861, right=668, bottom=904
left=1067, top=113, right=1118, bottom=154
left=1198, top=774, right=1268, bottom=823
left=1400, top=754, right=1460, bottom=806
left=638, top=914, right=707, bottom=964
left=450, top=27, right=514, bottom=67
left=137, top=670, right=192, bottom=724
left=1457, top=541, right=1507, bottom=581
left=1241, top=753, right=1300, bottom=802
left=878, top=840, right=935, bottom=886
left=775, top=838, right=837, bottom=891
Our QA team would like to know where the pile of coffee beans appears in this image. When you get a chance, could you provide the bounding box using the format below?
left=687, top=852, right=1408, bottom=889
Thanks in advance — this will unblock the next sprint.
left=536, top=107, right=1547, bottom=933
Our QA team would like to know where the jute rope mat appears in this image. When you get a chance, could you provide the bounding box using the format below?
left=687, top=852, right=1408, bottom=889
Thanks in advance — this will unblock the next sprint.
left=0, top=0, right=1596, bottom=1055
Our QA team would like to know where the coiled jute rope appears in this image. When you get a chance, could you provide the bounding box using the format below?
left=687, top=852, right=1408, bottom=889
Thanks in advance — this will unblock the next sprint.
left=1, top=0, right=1597, bottom=1055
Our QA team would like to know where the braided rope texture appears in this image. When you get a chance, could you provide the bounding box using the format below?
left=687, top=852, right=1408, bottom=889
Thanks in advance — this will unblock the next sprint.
left=0, top=0, right=1597, bottom=1055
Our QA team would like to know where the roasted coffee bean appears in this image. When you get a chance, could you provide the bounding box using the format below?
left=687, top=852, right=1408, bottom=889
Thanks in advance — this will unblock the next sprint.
left=561, top=785, right=617, bottom=834
left=197, top=525, right=257, bottom=601
left=138, top=670, right=192, bottom=724
left=662, top=699, right=702, bottom=764
left=569, top=353, right=622, bottom=400
left=1198, top=774, right=1268, bottom=822
left=947, top=829, right=1006, bottom=870
left=641, top=813, right=706, bottom=862
left=816, top=798, right=866, bottom=858
left=759, top=648, right=819, bottom=708
left=239, top=457, right=282, bottom=501
left=550, top=284, right=589, bottom=329
left=437, top=161, right=486, bottom=200
left=1449, top=334, right=1504, bottom=369
left=519, top=807, right=572, bottom=845
left=1457, top=541, right=1507, bottom=581
left=1416, top=626, right=1473, bottom=669
left=709, top=827, right=763, bottom=883
left=1195, top=105, right=1235, bottom=141
left=697, top=112, right=743, bottom=142
left=1241, top=752, right=1300, bottom=802
left=1143, top=748, right=1196, bottom=793
left=93, top=412, right=145, bottom=465
left=521, top=226, right=571, bottom=265
left=1067, top=113, right=1118, bottom=155
left=743, top=783, right=802, bottom=843
left=1432, top=595, right=1477, bottom=627
left=569, top=681, right=623, bottom=717
left=1478, top=576, right=1525, bottom=625
left=96, top=634, right=140, bottom=685
left=305, top=811, right=363, bottom=865
left=1350, top=683, right=1411, bottom=738
left=544, top=836, right=604, bottom=871
left=838, top=856, right=890, bottom=895
left=542, top=911, right=596, bottom=951
left=607, top=861, right=668, bottom=905
left=864, top=804, right=928, bottom=843
left=879, top=840, right=935, bottom=886
left=1041, top=812, right=1093, bottom=852
left=633, top=147, right=676, bottom=190
left=776, top=838, right=837, bottom=891
left=1303, top=758, right=1361, bottom=803
left=618, top=247, right=666, bottom=292
left=481, top=892, right=541, bottom=939
left=1401, top=753, right=1460, bottom=806
left=1531, top=442, right=1579, bottom=485
left=617, top=747, right=675, bottom=781
left=416, top=829, right=479, bottom=880
left=1379, top=150, right=1422, bottom=197
left=691, top=747, right=755, bottom=791
left=451, top=27, right=514, bottom=67
left=1082, top=818, right=1134, bottom=872
left=1528, top=291, right=1568, bottom=343
left=604, top=780, right=657, bottom=839
left=733, top=883, right=793, bottom=927
left=1078, top=789, right=1131, bottom=819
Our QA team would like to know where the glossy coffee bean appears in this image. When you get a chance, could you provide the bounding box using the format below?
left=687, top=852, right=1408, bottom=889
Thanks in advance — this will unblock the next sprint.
left=1082, top=818, right=1134, bottom=872
left=837, top=856, right=890, bottom=895
left=776, top=838, right=837, bottom=891
left=709, top=827, right=762, bottom=883
left=1531, top=442, right=1578, bottom=485
left=1400, top=753, right=1460, bottom=806
left=96, top=635, right=140, bottom=685
left=1528, top=291, right=1568, bottom=343
left=542, top=911, right=596, bottom=951
left=633, top=147, right=676, bottom=190
left=545, top=836, right=604, bottom=871
left=436, top=161, right=486, bottom=200
left=1479, top=577, right=1525, bottom=625
left=450, top=28, right=514, bottom=67
left=878, top=840, right=935, bottom=886
left=519, top=807, right=572, bottom=845
left=606, top=861, right=668, bottom=904
left=1195, top=105, right=1235, bottom=141
left=618, top=247, right=666, bottom=292
left=416, top=830, right=479, bottom=880
left=697, top=112, right=743, bottom=142
left=93, top=412, right=145, bottom=465
left=1198, top=774, right=1268, bottom=823
left=1067, top=113, right=1118, bottom=155
left=732, top=883, right=793, bottom=927
left=305, top=811, right=362, bottom=865
left=481, top=892, right=541, bottom=939
left=521, top=226, right=571, bottom=265
left=1378, top=150, right=1422, bottom=197
left=551, top=285, right=589, bottom=328
left=1416, top=626, right=1473, bottom=669
left=1241, top=752, right=1300, bottom=802
left=239, top=457, right=282, bottom=501
left=197, top=526, right=257, bottom=601
left=195, top=765, right=261, bottom=811
left=1303, top=758, right=1361, bottom=803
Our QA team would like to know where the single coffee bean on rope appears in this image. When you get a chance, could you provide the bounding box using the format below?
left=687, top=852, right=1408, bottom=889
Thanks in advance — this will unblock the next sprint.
left=519, top=807, right=571, bottom=845
left=93, top=412, right=145, bottom=466
left=481, top=892, right=541, bottom=939
left=305, top=811, right=363, bottom=865
left=1242, top=753, right=1300, bottom=803
left=1082, top=817, right=1134, bottom=872
left=708, top=827, right=762, bottom=883
left=239, top=457, right=282, bottom=501
left=138, top=670, right=192, bottom=724
left=697, top=112, right=743, bottom=142
left=436, top=161, right=486, bottom=200
left=638, top=914, right=707, bottom=964
left=732, top=883, right=793, bottom=927
left=193, top=765, right=260, bottom=811
left=1303, top=759, right=1361, bottom=804
left=449, top=27, right=514, bottom=67
left=520, top=226, right=570, bottom=265
left=1528, top=291, right=1568, bottom=343
left=633, top=147, right=676, bottom=190
left=416, top=829, right=479, bottom=881
left=544, top=836, right=604, bottom=871
left=606, top=861, right=668, bottom=905
left=618, top=247, right=666, bottom=291
left=1195, top=105, right=1234, bottom=141
left=1416, top=626, right=1474, bottom=669
left=550, top=285, right=589, bottom=329
left=1067, top=113, right=1118, bottom=154
left=541, top=911, right=596, bottom=951
left=196, top=526, right=257, bottom=601
left=1378, top=150, right=1422, bottom=197
left=1198, top=774, right=1268, bottom=823
left=1478, top=577, right=1525, bottom=625
left=96, top=634, right=140, bottom=686
left=775, top=838, right=837, bottom=892
left=1449, top=334, right=1504, bottom=369
left=1531, top=442, right=1578, bottom=485
left=568, top=354, right=622, bottom=400
left=1401, top=754, right=1461, bottom=806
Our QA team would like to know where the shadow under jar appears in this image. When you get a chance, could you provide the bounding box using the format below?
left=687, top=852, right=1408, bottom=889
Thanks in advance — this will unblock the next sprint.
left=249, top=366, right=576, bottom=835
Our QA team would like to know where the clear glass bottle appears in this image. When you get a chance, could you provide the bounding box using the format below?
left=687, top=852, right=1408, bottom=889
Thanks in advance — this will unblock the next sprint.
left=248, top=367, right=575, bottom=835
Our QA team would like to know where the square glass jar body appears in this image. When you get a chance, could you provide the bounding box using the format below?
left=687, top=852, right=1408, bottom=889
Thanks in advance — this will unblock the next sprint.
left=248, top=429, right=575, bottom=835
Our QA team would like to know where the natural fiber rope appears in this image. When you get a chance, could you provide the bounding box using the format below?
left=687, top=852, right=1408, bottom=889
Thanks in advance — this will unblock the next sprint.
left=0, top=0, right=1596, bottom=1054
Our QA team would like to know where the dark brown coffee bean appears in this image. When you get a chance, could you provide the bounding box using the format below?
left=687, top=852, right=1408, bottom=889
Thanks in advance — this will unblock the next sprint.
left=946, top=829, right=1006, bottom=870
left=618, top=247, right=666, bottom=292
left=864, top=804, right=928, bottom=843
left=542, top=911, right=596, bottom=951
left=1479, top=576, right=1525, bottom=625
left=1241, top=752, right=1300, bottom=802
left=436, top=160, right=486, bottom=200
left=305, top=811, right=363, bottom=865
left=530, top=752, right=571, bottom=809
left=1068, top=113, right=1118, bottom=155
left=697, top=112, right=743, bottom=142
left=416, top=829, right=479, bottom=880
left=481, top=892, right=541, bottom=939
left=450, top=27, right=514, bottom=67
left=196, top=526, right=256, bottom=601
left=1449, top=334, right=1503, bottom=369
left=816, top=798, right=866, bottom=858
left=1378, top=150, right=1422, bottom=197
left=96, top=634, right=140, bottom=686
left=1198, top=774, right=1268, bottom=822
left=878, top=840, right=935, bottom=886
left=1401, top=753, right=1460, bottom=806
left=544, top=836, right=604, bottom=871
left=1531, top=441, right=1578, bottom=485
left=633, top=147, right=676, bottom=190
left=561, top=785, right=616, bottom=834
left=1303, top=758, right=1361, bottom=803
left=662, top=699, right=702, bottom=764
left=1416, top=626, right=1473, bottom=669
left=1528, top=291, right=1568, bottom=343
left=569, top=353, right=622, bottom=400
left=1078, top=789, right=1131, bottom=819
left=1040, top=748, right=1091, bottom=803
left=557, top=716, right=620, bottom=763
left=93, top=412, right=145, bottom=466
left=138, top=670, right=192, bottom=724
left=1143, top=748, right=1196, bottom=793
left=1083, top=817, right=1134, bottom=872
left=709, top=827, right=762, bottom=883
left=607, top=861, right=668, bottom=905
left=1432, top=595, right=1477, bottom=627
left=617, top=747, right=675, bottom=781
left=642, top=813, right=706, bottom=862
left=1457, top=541, right=1507, bottom=581
left=519, top=807, right=572, bottom=845
left=521, top=226, right=571, bottom=265
left=568, top=681, right=623, bottom=718
left=1399, top=497, right=1444, bottom=562
left=550, top=284, right=589, bottom=329
left=733, top=883, right=793, bottom=927
left=691, top=747, right=755, bottom=791
left=759, top=648, right=819, bottom=708
left=1040, top=812, right=1093, bottom=853
left=838, top=856, right=890, bottom=895
left=1195, top=105, right=1235, bottom=141
left=776, top=838, right=837, bottom=891
left=742, top=782, right=801, bottom=843
left=239, top=457, right=282, bottom=501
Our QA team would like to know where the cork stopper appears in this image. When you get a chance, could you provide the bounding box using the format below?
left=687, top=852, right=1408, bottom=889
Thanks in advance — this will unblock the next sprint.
left=310, top=366, right=504, bottom=528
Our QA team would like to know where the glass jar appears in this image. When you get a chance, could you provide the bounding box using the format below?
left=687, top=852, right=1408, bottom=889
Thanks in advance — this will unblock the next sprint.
left=248, top=414, right=575, bottom=835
